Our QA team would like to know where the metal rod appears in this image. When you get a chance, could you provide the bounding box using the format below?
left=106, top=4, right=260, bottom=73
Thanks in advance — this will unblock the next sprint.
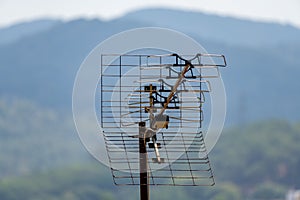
left=159, top=62, right=192, bottom=115
left=139, top=122, right=149, bottom=200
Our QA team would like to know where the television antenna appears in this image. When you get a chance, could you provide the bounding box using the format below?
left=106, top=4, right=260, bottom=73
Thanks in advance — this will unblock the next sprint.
left=100, top=53, right=226, bottom=200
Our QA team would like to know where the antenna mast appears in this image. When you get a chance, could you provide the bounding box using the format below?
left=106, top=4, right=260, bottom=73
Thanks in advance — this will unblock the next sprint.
left=100, top=53, right=226, bottom=200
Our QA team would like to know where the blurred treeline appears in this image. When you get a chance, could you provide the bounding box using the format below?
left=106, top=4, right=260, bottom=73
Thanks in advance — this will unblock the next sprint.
left=0, top=98, right=299, bottom=200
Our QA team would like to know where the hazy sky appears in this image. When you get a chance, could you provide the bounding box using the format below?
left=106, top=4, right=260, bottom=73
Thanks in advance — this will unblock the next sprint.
left=1, top=0, right=300, bottom=28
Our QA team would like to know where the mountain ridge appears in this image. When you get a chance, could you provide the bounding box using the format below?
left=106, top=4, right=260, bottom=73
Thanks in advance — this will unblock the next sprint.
left=0, top=8, right=299, bottom=125
left=0, top=19, right=62, bottom=45
left=123, top=8, right=300, bottom=47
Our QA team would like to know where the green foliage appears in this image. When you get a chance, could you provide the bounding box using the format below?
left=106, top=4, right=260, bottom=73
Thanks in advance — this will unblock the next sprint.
left=0, top=97, right=90, bottom=178
left=1, top=97, right=299, bottom=199
left=212, top=119, right=300, bottom=187
left=0, top=164, right=115, bottom=200
left=250, top=182, right=286, bottom=199
left=0, top=170, right=243, bottom=200
left=210, top=183, right=241, bottom=200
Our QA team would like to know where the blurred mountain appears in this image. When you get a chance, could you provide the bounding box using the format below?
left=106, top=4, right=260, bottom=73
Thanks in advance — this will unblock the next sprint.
left=0, top=19, right=61, bottom=45
left=0, top=8, right=299, bottom=125
left=0, top=18, right=148, bottom=110
left=124, top=8, right=300, bottom=47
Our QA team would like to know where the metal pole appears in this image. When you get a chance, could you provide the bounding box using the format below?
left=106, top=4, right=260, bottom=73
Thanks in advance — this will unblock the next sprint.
left=139, top=122, right=149, bottom=200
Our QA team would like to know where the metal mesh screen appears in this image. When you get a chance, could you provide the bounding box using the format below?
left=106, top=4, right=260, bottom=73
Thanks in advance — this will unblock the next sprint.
left=100, top=54, right=226, bottom=186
